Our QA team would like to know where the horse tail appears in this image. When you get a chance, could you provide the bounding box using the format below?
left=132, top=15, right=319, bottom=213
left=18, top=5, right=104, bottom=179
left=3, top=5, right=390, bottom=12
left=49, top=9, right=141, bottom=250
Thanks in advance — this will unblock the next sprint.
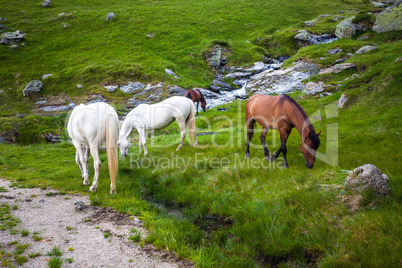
left=186, top=100, right=198, bottom=146
left=245, top=101, right=256, bottom=143
left=105, top=111, right=119, bottom=194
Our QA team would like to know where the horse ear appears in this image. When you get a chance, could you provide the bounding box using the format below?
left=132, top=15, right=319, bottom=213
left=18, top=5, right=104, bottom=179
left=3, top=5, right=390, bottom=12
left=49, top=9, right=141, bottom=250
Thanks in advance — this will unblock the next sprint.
left=317, top=131, right=322, bottom=136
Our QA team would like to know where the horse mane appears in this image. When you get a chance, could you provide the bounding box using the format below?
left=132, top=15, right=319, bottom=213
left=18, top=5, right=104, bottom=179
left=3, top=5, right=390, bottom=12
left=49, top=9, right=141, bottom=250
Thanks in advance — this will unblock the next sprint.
left=281, top=94, right=320, bottom=148
left=186, top=91, right=192, bottom=100
left=195, top=89, right=205, bottom=102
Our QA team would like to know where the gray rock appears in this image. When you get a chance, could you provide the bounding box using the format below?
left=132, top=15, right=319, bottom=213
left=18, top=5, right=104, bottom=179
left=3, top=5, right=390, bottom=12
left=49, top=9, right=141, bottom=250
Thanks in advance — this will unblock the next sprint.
left=395, top=57, right=402, bottom=62
left=0, top=90, right=4, bottom=94
left=335, top=58, right=348, bottom=64
left=294, top=30, right=338, bottom=47
left=319, top=63, right=356, bottom=74
left=357, top=35, right=370, bottom=41
left=224, top=71, right=252, bottom=80
left=304, top=21, right=315, bottom=27
left=9, top=44, right=18, bottom=50
left=246, top=61, right=318, bottom=95
left=345, top=164, right=391, bottom=196
left=77, top=84, right=83, bottom=89
left=41, top=74, right=53, bottom=80
left=0, top=37, right=8, bottom=45
left=355, top=45, right=378, bottom=54
left=317, top=14, right=331, bottom=18
left=303, top=81, right=325, bottom=95
left=211, top=80, right=236, bottom=91
left=165, top=68, right=180, bottom=79
left=35, top=100, right=47, bottom=105
left=337, top=93, right=347, bottom=109
left=42, top=0, right=52, bottom=7
left=40, top=102, right=75, bottom=112
left=23, top=80, right=42, bottom=97
left=373, top=3, right=402, bottom=33
left=1, top=31, right=25, bottom=42
left=168, top=85, right=186, bottom=96
left=335, top=17, right=365, bottom=39
left=327, top=48, right=343, bottom=55
left=0, top=24, right=8, bottom=30
left=371, top=1, right=386, bottom=7
left=106, top=12, right=115, bottom=21
left=206, top=45, right=222, bottom=68
left=120, top=82, right=145, bottom=93
left=104, top=85, right=118, bottom=92
left=46, top=133, right=61, bottom=143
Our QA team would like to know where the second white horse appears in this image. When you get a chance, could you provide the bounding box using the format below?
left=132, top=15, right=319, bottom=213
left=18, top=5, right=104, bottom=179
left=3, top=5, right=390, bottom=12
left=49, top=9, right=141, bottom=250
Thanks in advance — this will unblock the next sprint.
left=118, top=96, right=198, bottom=156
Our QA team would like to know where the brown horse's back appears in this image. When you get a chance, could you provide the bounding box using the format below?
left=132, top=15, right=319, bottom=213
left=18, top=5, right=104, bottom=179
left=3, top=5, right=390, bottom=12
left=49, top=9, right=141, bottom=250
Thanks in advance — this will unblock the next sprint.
left=246, top=94, right=294, bottom=130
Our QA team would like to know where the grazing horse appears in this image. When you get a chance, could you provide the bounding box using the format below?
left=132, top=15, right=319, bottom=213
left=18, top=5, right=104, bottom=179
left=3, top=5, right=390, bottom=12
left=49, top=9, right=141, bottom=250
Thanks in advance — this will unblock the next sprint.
left=245, top=94, right=321, bottom=168
left=118, top=96, right=198, bottom=156
left=67, top=102, right=119, bottom=194
left=186, top=89, right=206, bottom=115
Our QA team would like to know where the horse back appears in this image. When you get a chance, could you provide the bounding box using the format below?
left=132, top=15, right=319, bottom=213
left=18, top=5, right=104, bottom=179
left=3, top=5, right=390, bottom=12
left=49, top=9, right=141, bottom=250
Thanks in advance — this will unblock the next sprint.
left=246, top=94, right=294, bottom=128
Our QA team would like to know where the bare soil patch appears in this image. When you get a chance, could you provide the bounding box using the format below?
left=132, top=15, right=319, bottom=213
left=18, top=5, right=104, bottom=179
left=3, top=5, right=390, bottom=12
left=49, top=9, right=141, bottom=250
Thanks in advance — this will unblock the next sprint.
left=0, top=179, right=193, bottom=267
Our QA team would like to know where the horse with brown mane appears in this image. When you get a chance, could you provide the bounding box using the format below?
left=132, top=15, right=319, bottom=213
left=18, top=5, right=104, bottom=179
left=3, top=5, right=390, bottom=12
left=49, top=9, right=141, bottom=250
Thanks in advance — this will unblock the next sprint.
left=186, top=89, right=206, bottom=115
left=245, top=94, right=321, bottom=168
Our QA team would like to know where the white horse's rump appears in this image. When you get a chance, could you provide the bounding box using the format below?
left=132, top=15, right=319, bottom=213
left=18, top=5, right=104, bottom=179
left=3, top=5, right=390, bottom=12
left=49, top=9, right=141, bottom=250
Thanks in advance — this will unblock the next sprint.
left=118, top=96, right=197, bottom=156
left=67, top=102, right=119, bottom=194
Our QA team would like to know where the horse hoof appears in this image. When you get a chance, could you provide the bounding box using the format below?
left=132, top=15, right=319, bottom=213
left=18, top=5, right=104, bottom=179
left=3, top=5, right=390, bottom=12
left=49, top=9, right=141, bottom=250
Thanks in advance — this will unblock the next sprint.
left=83, top=180, right=90, bottom=186
left=110, top=189, right=117, bottom=195
left=245, top=154, right=250, bottom=159
left=89, top=186, right=97, bottom=192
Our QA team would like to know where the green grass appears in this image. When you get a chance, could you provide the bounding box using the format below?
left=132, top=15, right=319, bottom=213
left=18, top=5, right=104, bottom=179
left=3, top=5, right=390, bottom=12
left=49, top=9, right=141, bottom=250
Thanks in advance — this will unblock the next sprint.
left=1, top=0, right=401, bottom=267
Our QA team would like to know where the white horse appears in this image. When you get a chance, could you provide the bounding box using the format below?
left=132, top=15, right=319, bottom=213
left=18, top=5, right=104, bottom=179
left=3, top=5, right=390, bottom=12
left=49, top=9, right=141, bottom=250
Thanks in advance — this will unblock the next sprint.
left=67, top=102, right=119, bottom=194
left=118, top=96, right=198, bottom=156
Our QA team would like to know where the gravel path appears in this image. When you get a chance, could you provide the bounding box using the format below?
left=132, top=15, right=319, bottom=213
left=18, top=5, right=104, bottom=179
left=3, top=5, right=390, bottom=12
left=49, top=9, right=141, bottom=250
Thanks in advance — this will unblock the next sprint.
left=0, top=179, right=193, bottom=267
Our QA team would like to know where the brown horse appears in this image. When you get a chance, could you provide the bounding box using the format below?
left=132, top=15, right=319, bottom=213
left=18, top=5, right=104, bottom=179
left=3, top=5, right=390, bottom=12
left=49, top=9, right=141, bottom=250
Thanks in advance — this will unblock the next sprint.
left=186, top=89, right=206, bottom=115
left=245, top=94, right=321, bottom=168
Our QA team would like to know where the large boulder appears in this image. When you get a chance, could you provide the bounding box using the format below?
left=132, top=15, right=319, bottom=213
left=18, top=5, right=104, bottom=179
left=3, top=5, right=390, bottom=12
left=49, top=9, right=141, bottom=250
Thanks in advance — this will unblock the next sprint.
left=335, top=17, right=365, bottom=38
left=23, top=80, right=42, bottom=96
left=372, top=3, right=402, bottom=33
left=345, top=164, right=391, bottom=196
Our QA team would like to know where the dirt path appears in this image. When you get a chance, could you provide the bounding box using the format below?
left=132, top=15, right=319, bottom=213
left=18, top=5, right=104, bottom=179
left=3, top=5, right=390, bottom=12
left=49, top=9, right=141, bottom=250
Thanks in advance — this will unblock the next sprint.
left=0, top=179, right=193, bottom=267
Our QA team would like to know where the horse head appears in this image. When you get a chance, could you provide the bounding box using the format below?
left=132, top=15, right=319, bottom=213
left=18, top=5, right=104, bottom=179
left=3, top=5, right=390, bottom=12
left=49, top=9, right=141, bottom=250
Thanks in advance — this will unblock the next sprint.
left=201, top=100, right=207, bottom=112
left=117, top=137, right=131, bottom=157
left=300, top=131, right=321, bottom=168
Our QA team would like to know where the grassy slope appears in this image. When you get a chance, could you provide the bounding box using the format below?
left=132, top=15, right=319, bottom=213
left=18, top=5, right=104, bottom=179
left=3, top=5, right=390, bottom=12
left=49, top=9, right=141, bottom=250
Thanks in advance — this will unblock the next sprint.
left=1, top=0, right=402, bottom=267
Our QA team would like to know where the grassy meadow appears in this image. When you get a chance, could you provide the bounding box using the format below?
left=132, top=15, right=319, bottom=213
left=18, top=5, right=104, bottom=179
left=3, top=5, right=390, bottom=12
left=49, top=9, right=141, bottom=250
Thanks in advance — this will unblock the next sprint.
left=1, top=0, right=402, bottom=267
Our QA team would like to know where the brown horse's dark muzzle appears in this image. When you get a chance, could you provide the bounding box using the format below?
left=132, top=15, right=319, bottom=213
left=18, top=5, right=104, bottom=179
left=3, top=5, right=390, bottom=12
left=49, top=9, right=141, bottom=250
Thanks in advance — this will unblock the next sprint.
left=307, top=163, right=314, bottom=169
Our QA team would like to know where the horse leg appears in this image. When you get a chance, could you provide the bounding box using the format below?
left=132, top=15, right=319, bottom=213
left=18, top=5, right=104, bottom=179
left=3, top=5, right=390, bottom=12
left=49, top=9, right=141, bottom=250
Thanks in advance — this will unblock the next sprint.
left=272, top=128, right=291, bottom=168
left=138, top=128, right=148, bottom=155
left=245, top=118, right=255, bottom=158
left=73, top=141, right=90, bottom=185
left=176, top=119, right=187, bottom=150
left=260, top=127, right=271, bottom=161
left=196, top=101, right=199, bottom=115
left=89, top=145, right=101, bottom=192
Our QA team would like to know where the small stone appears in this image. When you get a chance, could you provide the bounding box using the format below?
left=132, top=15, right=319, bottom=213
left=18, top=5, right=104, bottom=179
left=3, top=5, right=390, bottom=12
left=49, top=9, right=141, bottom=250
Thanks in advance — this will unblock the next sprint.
left=338, top=93, right=347, bottom=109
left=9, top=44, right=18, bottom=50
left=23, top=80, right=42, bottom=96
left=355, top=45, right=378, bottom=54
left=106, top=12, right=115, bottom=21
left=327, top=48, right=343, bottom=55
left=305, top=21, right=314, bottom=27
left=104, top=85, right=118, bottom=92
left=77, top=84, right=83, bottom=89
left=41, top=74, right=53, bottom=80
left=42, top=0, right=52, bottom=7
left=165, top=68, right=180, bottom=79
